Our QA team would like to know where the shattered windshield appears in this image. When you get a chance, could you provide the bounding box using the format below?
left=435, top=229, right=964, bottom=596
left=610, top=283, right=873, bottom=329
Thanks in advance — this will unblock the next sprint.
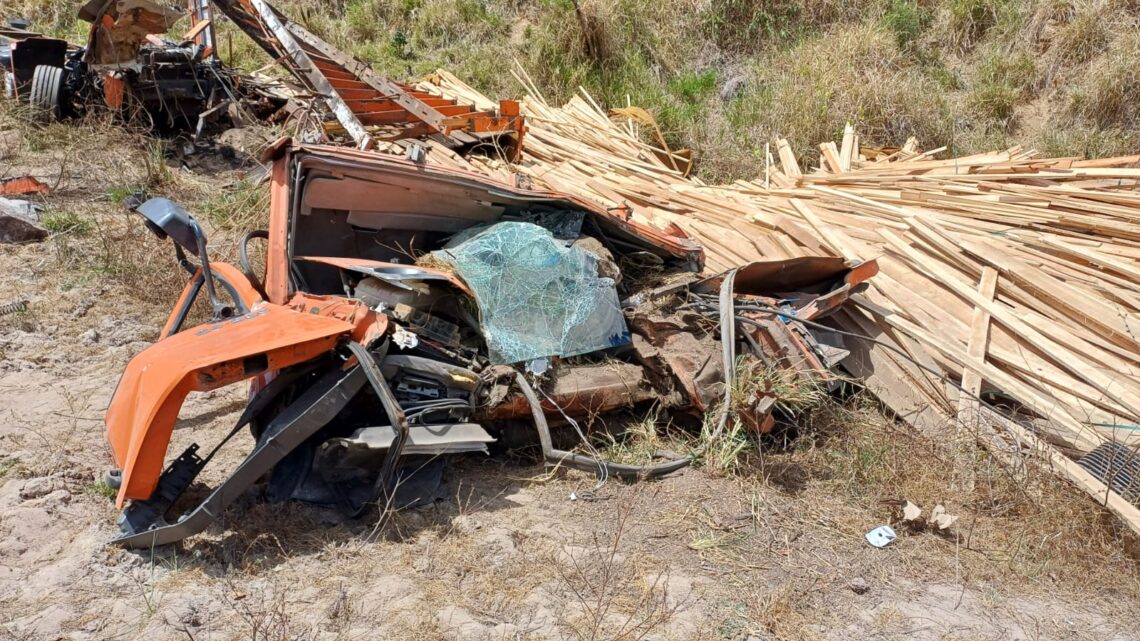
left=426, top=221, right=630, bottom=365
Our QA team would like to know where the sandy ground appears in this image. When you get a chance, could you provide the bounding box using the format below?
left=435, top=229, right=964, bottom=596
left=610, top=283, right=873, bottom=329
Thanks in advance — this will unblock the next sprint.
left=1, top=122, right=1138, bottom=640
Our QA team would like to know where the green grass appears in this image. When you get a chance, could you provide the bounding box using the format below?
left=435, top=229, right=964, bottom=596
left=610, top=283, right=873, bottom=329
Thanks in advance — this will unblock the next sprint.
left=103, top=185, right=144, bottom=206
left=83, top=481, right=118, bottom=501
left=40, top=210, right=94, bottom=236
left=883, top=0, right=931, bottom=52
left=967, top=48, right=1035, bottom=123
left=703, top=0, right=806, bottom=49
left=0, top=457, right=21, bottom=481
left=1065, top=27, right=1140, bottom=130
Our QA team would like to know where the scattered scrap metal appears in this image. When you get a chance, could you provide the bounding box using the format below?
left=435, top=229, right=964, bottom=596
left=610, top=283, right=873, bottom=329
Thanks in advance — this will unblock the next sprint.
left=0, top=298, right=29, bottom=317
left=207, top=0, right=525, bottom=153
left=2, top=2, right=235, bottom=130
left=3, top=0, right=526, bottom=152
left=0, top=176, right=48, bottom=196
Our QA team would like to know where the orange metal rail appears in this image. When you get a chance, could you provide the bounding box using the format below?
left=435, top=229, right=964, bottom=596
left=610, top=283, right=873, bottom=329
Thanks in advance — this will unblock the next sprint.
left=210, top=0, right=524, bottom=155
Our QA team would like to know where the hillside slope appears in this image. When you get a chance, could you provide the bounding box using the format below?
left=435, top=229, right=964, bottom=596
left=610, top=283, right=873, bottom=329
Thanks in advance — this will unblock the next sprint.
left=10, top=0, right=1140, bottom=181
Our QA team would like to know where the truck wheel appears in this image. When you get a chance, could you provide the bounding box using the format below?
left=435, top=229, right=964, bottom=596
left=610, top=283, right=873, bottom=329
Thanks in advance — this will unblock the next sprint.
left=29, top=65, right=64, bottom=120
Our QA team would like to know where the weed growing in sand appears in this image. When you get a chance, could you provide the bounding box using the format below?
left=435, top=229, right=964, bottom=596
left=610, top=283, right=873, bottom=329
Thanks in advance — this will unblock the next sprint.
left=596, top=421, right=658, bottom=466
left=688, top=525, right=744, bottom=552
left=103, top=184, right=145, bottom=206
left=0, top=457, right=27, bottom=481
left=691, top=360, right=829, bottom=474
left=40, top=210, right=93, bottom=236
left=224, top=580, right=313, bottom=641
left=553, top=501, right=681, bottom=640
left=83, top=480, right=118, bottom=501
left=695, top=408, right=751, bottom=475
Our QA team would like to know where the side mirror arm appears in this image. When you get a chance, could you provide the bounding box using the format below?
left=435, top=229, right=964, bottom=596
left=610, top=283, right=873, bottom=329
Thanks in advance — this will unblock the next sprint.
left=134, top=197, right=230, bottom=320
left=190, top=219, right=228, bottom=319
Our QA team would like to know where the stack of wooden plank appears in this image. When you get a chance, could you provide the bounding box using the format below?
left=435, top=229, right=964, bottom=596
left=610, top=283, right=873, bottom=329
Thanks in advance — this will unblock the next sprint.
left=410, top=69, right=1140, bottom=533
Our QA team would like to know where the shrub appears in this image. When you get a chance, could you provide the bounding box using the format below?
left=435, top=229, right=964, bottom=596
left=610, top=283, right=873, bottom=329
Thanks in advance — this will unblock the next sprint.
left=41, top=211, right=93, bottom=236
left=883, top=0, right=932, bottom=52
left=729, top=24, right=954, bottom=168
left=967, top=48, right=1035, bottom=124
left=945, top=0, right=1017, bottom=49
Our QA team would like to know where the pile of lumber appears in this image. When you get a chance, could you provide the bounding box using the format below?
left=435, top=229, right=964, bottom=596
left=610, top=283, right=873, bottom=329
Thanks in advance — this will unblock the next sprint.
left=407, top=69, right=1140, bottom=533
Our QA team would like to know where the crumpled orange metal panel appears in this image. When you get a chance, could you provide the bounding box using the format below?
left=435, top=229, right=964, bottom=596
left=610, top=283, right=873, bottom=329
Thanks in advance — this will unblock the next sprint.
left=104, top=303, right=354, bottom=507
left=102, top=73, right=126, bottom=109
left=0, top=176, right=49, bottom=196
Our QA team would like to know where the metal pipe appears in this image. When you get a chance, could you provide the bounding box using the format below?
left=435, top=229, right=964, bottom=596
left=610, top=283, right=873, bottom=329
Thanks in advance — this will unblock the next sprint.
left=512, top=372, right=690, bottom=481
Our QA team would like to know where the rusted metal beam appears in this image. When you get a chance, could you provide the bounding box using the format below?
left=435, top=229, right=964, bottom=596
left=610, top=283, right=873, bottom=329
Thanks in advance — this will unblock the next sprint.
left=481, top=362, right=668, bottom=421
left=286, top=24, right=453, bottom=134
left=245, top=0, right=371, bottom=148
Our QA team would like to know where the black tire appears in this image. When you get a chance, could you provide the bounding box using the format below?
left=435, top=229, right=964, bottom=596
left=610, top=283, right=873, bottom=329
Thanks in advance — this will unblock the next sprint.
left=29, top=65, right=63, bottom=121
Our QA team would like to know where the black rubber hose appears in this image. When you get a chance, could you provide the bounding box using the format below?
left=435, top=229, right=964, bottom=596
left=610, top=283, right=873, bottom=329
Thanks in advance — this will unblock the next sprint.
left=512, top=372, right=690, bottom=480
left=239, top=229, right=270, bottom=300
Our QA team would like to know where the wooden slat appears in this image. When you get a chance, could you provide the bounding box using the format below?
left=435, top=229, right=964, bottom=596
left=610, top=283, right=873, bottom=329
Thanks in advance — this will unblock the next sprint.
left=957, top=266, right=998, bottom=421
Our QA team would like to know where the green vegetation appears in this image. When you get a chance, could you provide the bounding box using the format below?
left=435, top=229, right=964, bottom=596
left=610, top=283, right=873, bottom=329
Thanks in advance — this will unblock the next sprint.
left=883, top=0, right=931, bottom=52
left=8, top=0, right=1140, bottom=178
left=83, top=480, right=118, bottom=500
left=968, top=48, right=1035, bottom=124
left=40, top=210, right=93, bottom=236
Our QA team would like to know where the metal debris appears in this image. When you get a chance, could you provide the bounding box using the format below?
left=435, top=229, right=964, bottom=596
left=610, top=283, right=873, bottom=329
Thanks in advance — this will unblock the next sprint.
left=99, top=143, right=871, bottom=547
left=209, top=0, right=525, bottom=155
left=0, top=197, right=45, bottom=243
left=0, top=299, right=28, bottom=316
left=0, top=176, right=48, bottom=196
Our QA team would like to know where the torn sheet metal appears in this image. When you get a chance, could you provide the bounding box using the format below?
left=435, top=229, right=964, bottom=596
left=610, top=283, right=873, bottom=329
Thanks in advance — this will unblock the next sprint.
left=209, top=0, right=525, bottom=154
left=83, top=0, right=183, bottom=65
left=0, top=176, right=49, bottom=196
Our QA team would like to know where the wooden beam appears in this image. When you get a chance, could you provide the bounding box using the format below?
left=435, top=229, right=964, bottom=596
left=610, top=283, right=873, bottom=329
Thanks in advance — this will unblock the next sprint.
left=957, top=266, right=998, bottom=421
left=839, top=123, right=855, bottom=172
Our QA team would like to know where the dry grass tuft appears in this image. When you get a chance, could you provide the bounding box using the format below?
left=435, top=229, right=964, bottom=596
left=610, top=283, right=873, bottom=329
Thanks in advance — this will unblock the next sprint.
left=1065, top=26, right=1140, bottom=128
left=720, top=23, right=956, bottom=174
left=199, top=179, right=271, bottom=232
left=941, top=0, right=1021, bottom=51
left=1051, top=2, right=1114, bottom=64
left=549, top=501, right=682, bottom=640
left=963, top=44, right=1037, bottom=133
left=0, top=100, right=269, bottom=306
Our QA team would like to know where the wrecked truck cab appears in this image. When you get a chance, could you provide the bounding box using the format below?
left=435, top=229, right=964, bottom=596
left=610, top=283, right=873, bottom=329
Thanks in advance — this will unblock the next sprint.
left=104, top=142, right=874, bottom=548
